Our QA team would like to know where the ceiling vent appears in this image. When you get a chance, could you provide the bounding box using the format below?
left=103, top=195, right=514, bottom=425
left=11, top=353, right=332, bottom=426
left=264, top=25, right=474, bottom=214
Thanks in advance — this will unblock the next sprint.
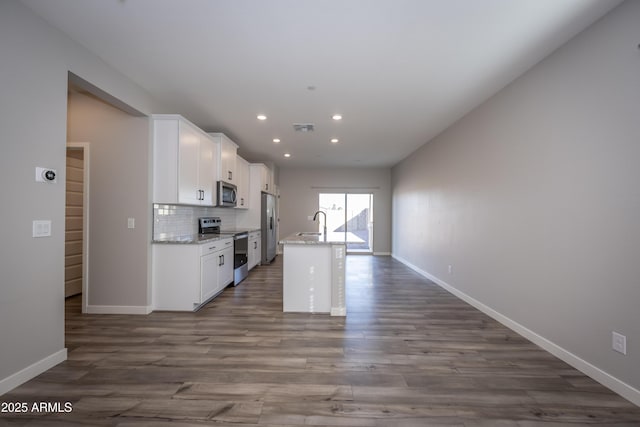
left=293, top=123, right=315, bottom=132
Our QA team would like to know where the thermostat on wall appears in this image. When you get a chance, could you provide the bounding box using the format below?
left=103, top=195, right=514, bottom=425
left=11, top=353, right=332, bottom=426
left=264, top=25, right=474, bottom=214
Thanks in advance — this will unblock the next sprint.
left=35, top=167, right=57, bottom=183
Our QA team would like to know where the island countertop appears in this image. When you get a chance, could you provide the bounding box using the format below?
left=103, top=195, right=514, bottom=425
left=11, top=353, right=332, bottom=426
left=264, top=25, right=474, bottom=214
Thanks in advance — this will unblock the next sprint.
left=279, top=232, right=346, bottom=245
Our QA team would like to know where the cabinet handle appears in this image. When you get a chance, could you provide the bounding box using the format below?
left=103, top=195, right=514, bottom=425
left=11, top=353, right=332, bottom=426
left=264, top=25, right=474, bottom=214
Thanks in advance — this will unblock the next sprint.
left=254, top=241, right=257, bottom=249
left=266, top=183, right=269, bottom=191
left=228, top=171, right=232, bottom=181
left=221, top=254, right=224, bottom=265
left=218, top=255, right=223, bottom=266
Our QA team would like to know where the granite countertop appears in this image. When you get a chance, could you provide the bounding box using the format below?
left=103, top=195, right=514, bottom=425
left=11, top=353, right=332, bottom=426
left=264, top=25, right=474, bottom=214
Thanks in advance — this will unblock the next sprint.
left=279, top=232, right=346, bottom=245
left=153, top=228, right=261, bottom=245
left=152, top=234, right=233, bottom=245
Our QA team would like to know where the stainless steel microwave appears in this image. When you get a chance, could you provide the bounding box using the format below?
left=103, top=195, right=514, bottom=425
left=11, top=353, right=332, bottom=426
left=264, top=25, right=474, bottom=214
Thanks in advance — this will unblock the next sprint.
left=217, top=181, right=237, bottom=207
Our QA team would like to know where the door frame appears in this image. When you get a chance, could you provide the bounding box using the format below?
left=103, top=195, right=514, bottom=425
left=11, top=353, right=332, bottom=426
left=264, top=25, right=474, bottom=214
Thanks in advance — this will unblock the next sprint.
left=318, top=192, right=374, bottom=254
left=66, top=142, right=90, bottom=313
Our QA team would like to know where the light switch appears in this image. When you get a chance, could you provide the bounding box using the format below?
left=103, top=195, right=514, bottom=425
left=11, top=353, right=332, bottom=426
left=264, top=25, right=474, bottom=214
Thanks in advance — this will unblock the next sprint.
left=127, top=218, right=135, bottom=229
left=33, top=220, right=52, bottom=237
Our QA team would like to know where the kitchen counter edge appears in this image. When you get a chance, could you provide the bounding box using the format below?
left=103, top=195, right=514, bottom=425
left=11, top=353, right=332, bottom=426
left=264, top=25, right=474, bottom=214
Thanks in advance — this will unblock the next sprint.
left=153, top=228, right=260, bottom=245
left=279, top=233, right=346, bottom=245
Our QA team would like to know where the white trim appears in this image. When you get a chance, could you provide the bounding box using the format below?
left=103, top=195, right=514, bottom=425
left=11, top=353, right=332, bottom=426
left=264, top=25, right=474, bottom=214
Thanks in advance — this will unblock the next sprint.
left=66, top=142, right=90, bottom=314
left=373, top=252, right=391, bottom=256
left=331, top=307, right=347, bottom=316
left=392, top=253, right=640, bottom=407
left=0, top=349, right=67, bottom=396
left=85, top=305, right=152, bottom=315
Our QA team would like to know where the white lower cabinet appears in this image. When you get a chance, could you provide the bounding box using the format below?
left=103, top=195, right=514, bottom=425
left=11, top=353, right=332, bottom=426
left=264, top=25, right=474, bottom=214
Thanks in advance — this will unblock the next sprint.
left=153, top=238, right=234, bottom=311
left=217, top=243, right=234, bottom=290
left=248, top=231, right=261, bottom=270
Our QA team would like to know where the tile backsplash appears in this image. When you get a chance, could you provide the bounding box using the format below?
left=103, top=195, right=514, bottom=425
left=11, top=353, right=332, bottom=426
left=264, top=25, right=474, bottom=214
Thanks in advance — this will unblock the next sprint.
left=153, top=204, right=236, bottom=240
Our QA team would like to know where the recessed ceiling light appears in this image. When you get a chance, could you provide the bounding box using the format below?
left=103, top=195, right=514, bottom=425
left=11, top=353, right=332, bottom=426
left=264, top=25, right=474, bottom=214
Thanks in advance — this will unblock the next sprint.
left=330, top=138, right=339, bottom=144
left=257, top=114, right=267, bottom=121
left=284, top=153, right=291, bottom=158
left=332, top=114, right=342, bottom=121
left=273, top=138, right=281, bottom=143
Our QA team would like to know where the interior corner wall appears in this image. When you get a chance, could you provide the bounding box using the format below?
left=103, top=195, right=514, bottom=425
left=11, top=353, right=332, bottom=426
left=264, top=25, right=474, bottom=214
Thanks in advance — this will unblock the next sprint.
left=278, top=168, right=392, bottom=254
left=67, top=91, right=150, bottom=308
left=0, top=0, right=157, bottom=394
left=391, top=0, right=640, bottom=398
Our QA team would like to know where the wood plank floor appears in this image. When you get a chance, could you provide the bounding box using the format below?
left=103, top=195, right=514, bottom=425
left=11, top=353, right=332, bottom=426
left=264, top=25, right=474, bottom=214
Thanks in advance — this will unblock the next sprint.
left=2, top=255, right=640, bottom=426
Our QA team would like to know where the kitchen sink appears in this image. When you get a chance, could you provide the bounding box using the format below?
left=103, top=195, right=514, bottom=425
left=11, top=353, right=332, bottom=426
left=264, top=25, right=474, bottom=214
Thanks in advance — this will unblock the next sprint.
left=297, top=232, right=322, bottom=236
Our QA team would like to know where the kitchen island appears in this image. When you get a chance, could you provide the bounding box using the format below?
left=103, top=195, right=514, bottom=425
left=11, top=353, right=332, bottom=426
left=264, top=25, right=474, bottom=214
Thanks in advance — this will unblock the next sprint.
left=279, top=232, right=346, bottom=316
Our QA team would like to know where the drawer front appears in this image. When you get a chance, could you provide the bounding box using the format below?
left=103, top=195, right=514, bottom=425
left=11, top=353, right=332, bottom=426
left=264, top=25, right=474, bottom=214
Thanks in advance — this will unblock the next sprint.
left=200, top=238, right=233, bottom=256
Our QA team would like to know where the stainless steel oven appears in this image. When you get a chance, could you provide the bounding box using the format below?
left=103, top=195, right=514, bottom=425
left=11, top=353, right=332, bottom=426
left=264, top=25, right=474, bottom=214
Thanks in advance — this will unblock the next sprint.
left=198, top=216, right=248, bottom=286
left=233, top=232, right=248, bottom=286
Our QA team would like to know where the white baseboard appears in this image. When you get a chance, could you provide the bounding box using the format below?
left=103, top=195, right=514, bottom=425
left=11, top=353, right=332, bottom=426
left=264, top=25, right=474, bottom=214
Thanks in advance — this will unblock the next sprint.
left=0, top=349, right=67, bottom=396
left=373, top=252, right=391, bottom=256
left=392, top=253, right=640, bottom=407
left=85, top=305, right=152, bottom=315
left=331, top=307, right=347, bottom=316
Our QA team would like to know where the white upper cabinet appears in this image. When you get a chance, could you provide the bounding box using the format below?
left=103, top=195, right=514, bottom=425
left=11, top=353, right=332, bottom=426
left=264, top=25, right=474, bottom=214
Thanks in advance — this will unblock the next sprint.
left=152, top=115, right=217, bottom=206
left=251, top=163, right=274, bottom=194
left=208, top=133, right=238, bottom=184
left=235, top=155, right=250, bottom=209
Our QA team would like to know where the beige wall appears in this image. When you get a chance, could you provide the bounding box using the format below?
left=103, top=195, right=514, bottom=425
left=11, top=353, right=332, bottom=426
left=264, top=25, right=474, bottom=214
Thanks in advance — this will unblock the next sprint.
left=0, top=0, right=157, bottom=393
left=67, top=91, right=150, bottom=308
left=279, top=168, right=391, bottom=254
left=392, top=1, right=640, bottom=398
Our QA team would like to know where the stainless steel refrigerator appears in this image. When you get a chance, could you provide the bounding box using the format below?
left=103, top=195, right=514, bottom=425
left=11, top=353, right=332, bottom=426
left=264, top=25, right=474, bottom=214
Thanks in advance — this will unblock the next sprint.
left=261, top=192, right=277, bottom=264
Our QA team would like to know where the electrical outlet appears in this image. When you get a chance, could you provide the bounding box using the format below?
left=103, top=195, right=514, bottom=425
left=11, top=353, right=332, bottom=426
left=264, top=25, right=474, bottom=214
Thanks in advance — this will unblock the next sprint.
left=127, top=218, right=135, bottom=229
left=448, top=265, right=453, bottom=274
left=307, top=216, right=313, bottom=221
left=612, top=332, right=627, bottom=355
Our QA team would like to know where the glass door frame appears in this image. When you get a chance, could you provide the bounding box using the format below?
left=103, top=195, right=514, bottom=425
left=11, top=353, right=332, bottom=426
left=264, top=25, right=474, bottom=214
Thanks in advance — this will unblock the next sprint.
left=318, top=192, right=374, bottom=254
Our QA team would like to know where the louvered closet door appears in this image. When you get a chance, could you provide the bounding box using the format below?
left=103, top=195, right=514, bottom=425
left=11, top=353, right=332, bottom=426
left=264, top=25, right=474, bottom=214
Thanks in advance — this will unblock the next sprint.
left=65, top=149, right=84, bottom=297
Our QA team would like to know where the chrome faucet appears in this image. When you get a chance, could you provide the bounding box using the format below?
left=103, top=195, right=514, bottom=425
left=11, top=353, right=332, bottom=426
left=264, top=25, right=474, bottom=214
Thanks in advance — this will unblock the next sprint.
left=313, top=210, right=327, bottom=237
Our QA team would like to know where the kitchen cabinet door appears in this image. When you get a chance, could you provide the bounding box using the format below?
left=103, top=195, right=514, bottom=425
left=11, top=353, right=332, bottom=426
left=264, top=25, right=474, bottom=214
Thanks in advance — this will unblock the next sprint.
left=198, top=137, right=216, bottom=205
left=208, top=133, right=238, bottom=184
left=235, top=156, right=249, bottom=209
left=153, top=115, right=216, bottom=206
left=221, top=136, right=237, bottom=183
left=200, top=251, right=220, bottom=302
left=248, top=232, right=261, bottom=270
left=260, top=165, right=271, bottom=193
left=178, top=121, right=202, bottom=205
left=218, top=245, right=234, bottom=289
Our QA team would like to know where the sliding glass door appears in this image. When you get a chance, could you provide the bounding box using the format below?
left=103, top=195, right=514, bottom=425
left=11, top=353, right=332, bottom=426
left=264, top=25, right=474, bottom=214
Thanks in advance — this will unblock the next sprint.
left=318, top=193, right=373, bottom=253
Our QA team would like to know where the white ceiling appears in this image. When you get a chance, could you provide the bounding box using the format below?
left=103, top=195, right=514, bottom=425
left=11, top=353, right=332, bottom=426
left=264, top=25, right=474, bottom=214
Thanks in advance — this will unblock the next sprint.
left=23, top=0, right=620, bottom=168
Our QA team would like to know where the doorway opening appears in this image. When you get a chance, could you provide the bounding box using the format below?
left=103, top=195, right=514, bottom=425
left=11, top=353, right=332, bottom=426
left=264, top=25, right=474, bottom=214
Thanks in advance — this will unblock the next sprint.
left=318, top=193, right=373, bottom=253
left=65, top=143, right=90, bottom=313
